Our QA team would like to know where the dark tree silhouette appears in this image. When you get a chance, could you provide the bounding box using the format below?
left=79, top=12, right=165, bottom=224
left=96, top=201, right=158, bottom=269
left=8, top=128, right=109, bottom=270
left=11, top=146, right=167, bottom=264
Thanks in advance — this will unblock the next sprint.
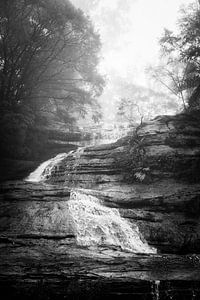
left=0, top=0, right=104, bottom=159
left=0, top=0, right=104, bottom=158
left=0, top=0, right=104, bottom=115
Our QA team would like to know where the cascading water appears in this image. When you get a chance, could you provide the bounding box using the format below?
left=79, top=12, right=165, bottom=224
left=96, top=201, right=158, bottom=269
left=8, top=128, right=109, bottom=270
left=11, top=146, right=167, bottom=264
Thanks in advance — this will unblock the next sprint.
left=68, top=190, right=157, bottom=254
left=25, top=147, right=84, bottom=182
left=25, top=149, right=156, bottom=254
left=25, top=147, right=85, bottom=183
left=151, top=280, right=160, bottom=300
left=25, top=152, right=73, bottom=182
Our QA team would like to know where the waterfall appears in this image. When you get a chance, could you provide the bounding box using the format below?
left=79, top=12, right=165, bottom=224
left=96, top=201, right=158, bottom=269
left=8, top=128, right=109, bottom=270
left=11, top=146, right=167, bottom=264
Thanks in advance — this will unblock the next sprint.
left=25, top=152, right=73, bottom=182
left=151, top=281, right=160, bottom=300
left=25, top=147, right=85, bottom=183
left=25, top=149, right=157, bottom=254
left=68, top=190, right=157, bottom=254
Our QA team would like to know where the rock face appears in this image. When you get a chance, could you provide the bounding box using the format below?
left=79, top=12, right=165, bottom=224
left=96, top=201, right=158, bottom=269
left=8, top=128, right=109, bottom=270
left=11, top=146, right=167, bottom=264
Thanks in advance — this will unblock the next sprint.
left=45, top=113, right=200, bottom=253
left=1, top=113, right=200, bottom=299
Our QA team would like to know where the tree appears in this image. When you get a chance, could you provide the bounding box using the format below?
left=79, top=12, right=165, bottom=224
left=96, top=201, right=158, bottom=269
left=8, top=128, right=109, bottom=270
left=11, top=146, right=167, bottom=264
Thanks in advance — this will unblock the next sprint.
left=0, top=0, right=104, bottom=158
left=146, top=59, right=188, bottom=109
left=114, top=79, right=179, bottom=130
left=158, top=3, right=200, bottom=110
left=117, top=97, right=144, bottom=127
left=0, top=0, right=104, bottom=119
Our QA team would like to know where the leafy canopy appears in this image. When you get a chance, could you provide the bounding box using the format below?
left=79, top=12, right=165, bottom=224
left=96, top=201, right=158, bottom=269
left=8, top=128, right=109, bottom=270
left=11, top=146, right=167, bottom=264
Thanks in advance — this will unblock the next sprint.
left=158, top=2, right=200, bottom=110
left=0, top=0, right=105, bottom=158
left=0, top=0, right=104, bottom=119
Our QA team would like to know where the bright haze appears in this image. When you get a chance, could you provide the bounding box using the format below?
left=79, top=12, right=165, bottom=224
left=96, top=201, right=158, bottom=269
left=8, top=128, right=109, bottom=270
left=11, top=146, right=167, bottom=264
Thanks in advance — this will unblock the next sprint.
left=71, top=0, right=195, bottom=123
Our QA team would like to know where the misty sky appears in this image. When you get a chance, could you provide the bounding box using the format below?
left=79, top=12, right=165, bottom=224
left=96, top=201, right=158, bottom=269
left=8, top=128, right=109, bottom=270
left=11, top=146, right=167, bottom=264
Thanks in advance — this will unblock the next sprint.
left=71, top=0, right=195, bottom=121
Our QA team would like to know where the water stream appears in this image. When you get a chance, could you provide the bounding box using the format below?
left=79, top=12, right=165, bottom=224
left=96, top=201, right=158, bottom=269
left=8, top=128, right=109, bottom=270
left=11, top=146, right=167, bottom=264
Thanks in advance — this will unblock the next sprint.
left=25, top=148, right=156, bottom=255
left=25, top=151, right=74, bottom=182
left=68, top=190, right=157, bottom=254
left=151, top=280, right=160, bottom=300
left=1, top=147, right=200, bottom=298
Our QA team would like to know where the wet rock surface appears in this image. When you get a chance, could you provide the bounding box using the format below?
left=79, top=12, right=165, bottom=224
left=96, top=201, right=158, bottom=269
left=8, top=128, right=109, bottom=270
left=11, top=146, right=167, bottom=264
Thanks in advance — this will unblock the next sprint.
left=1, top=113, right=200, bottom=299
left=0, top=181, right=200, bottom=299
left=43, top=113, right=200, bottom=254
left=46, top=113, right=200, bottom=185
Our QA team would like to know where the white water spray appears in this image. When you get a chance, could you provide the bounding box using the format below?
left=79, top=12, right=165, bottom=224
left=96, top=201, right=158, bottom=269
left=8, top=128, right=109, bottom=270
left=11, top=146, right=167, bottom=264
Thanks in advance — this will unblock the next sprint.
left=151, top=280, right=160, bottom=300
left=25, top=152, right=73, bottom=182
left=68, top=190, right=157, bottom=254
left=25, top=150, right=157, bottom=254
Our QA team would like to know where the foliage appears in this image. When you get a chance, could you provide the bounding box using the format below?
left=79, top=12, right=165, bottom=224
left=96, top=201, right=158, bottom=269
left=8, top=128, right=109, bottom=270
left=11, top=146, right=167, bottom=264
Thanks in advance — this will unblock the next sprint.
left=117, top=97, right=143, bottom=126
left=0, top=0, right=104, bottom=112
left=124, top=129, right=151, bottom=183
left=155, top=2, right=200, bottom=110
left=0, top=0, right=104, bottom=159
left=146, top=60, right=188, bottom=109
left=112, top=126, right=151, bottom=183
left=115, top=82, right=178, bottom=127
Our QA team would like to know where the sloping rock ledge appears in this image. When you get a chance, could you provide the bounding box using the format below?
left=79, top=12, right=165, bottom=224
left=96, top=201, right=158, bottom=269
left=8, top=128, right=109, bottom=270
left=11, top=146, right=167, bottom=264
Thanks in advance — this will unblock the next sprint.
left=45, top=112, right=200, bottom=253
